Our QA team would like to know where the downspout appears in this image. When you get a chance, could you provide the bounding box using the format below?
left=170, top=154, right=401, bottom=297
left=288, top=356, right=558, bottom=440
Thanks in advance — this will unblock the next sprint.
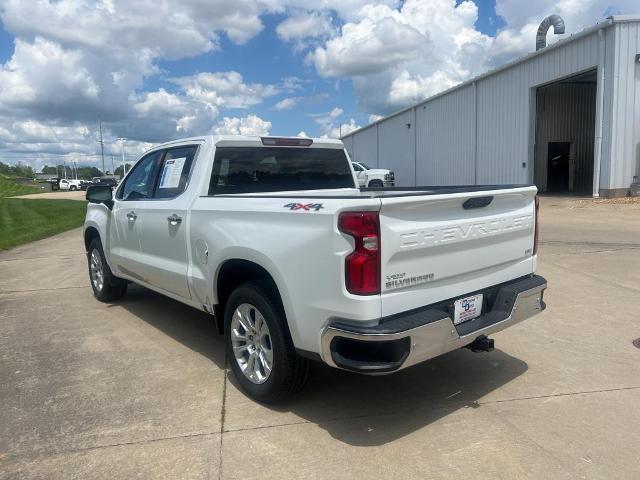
left=376, top=122, right=380, bottom=168
left=593, top=27, right=607, bottom=197
left=473, top=81, right=478, bottom=184
left=413, top=106, right=417, bottom=186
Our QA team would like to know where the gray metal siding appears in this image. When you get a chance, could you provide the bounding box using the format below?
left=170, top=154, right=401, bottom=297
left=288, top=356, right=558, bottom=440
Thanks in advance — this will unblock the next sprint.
left=416, top=84, right=475, bottom=185
left=343, top=135, right=354, bottom=160
left=351, top=125, right=378, bottom=168
left=377, top=110, right=414, bottom=186
left=476, top=67, right=531, bottom=184
left=476, top=30, right=601, bottom=185
left=342, top=23, right=621, bottom=192
left=608, top=22, right=640, bottom=189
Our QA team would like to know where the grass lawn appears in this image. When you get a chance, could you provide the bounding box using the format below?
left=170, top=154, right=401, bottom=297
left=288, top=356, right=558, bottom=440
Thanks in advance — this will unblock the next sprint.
left=0, top=177, right=87, bottom=251
left=0, top=175, right=40, bottom=197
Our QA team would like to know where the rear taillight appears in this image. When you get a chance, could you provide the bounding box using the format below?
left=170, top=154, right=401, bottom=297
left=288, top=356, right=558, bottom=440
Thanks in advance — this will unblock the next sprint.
left=338, top=211, right=380, bottom=295
left=533, top=195, right=540, bottom=255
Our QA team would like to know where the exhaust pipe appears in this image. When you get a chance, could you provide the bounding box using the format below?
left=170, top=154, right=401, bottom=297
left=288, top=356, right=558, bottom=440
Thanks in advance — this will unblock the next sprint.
left=536, top=14, right=565, bottom=51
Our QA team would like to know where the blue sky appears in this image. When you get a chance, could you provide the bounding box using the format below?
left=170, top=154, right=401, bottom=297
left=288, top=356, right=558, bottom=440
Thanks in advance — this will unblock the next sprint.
left=0, top=0, right=635, bottom=169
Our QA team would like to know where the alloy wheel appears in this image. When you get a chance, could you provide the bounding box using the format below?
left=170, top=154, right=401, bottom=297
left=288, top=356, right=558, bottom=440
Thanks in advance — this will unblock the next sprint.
left=230, top=303, right=273, bottom=384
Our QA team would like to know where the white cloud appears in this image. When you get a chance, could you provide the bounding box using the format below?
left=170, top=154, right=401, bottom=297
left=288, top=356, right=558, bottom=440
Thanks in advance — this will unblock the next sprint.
left=387, top=70, right=459, bottom=106
left=0, top=38, right=107, bottom=117
left=306, top=0, right=640, bottom=114
left=213, top=115, right=272, bottom=136
left=308, top=10, right=429, bottom=77
left=329, top=107, right=343, bottom=118
left=324, top=118, right=359, bottom=138
left=368, top=114, right=384, bottom=123
left=0, top=0, right=265, bottom=56
left=0, top=0, right=275, bottom=167
left=263, top=0, right=400, bottom=21
left=307, top=0, right=491, bottom=110
left=173, top=71, right=278, bottom=109
left=281, top=76, right=304, bottom=92
left=276, top=10, right=334, bottom=42
left=311, top=107, right=359, bottom=138
left=2, top=0, right=639, bottom=168
left=274, top=97, right=300, bottom=110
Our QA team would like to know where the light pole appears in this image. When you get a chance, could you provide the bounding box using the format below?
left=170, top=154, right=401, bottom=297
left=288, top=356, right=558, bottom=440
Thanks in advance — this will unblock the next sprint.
left=117, top=137, right=127, bottom=178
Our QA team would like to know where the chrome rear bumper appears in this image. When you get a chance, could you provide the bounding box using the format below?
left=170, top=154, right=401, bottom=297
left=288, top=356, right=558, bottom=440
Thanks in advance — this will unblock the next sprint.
left=321, top=275, right=547, bottom=373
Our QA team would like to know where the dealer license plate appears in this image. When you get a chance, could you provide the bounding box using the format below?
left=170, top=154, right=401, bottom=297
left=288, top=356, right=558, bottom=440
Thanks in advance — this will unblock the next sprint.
left=453, top=294, right=483, bottom=325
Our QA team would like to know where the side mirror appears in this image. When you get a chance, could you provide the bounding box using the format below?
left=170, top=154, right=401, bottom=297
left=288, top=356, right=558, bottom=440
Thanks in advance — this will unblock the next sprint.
left=86, top=185, right=114, bottom=209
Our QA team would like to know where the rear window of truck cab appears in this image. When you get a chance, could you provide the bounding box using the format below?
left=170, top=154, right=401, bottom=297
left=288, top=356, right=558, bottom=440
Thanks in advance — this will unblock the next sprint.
left=209, top=147, right=354, bottom=194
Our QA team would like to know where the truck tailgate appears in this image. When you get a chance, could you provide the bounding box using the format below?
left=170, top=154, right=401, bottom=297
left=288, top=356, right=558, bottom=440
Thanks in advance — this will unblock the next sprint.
left=379, top=186, right=537, bottom=317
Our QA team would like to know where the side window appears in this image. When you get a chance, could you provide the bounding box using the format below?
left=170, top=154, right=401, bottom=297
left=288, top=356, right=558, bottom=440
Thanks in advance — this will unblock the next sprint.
left=153, top=145, right=198, bottom=199
left=352, top=163, right=362, bottom=172
left=117, top=150, right=163, bottom=200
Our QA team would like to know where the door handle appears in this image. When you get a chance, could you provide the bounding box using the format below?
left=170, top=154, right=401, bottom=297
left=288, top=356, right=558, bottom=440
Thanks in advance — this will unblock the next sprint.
left=126, top=211, right=137, bottom=221
left=167, top=214, right=182, bottom=226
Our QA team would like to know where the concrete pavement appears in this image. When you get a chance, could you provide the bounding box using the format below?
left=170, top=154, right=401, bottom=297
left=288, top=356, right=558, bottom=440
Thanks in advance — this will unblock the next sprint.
left=1, top=198, right=640, bottom=479
left=10, top=190, right=86, bottom=201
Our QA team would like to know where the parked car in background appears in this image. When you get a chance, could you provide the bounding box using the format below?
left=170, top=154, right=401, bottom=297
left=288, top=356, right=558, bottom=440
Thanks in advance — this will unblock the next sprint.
left=84, top=135, right=546, bottom=402
left=351, top=162, right=394, bottom=187
left=92, top=176, right=119, bottom=187
left=59, top=178, right=83, bottom=191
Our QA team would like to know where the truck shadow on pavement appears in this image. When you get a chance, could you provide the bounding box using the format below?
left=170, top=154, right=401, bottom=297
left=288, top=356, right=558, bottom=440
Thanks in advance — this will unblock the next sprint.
left=117, top=284, right=529, bottom=447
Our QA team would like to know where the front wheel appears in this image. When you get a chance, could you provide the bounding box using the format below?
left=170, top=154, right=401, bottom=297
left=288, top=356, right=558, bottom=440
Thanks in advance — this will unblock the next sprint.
left=224, top=282, right=308, bottom=402
left=368, top=179, right=383, bottom=187
left=88, top=238, right=127, bottom=302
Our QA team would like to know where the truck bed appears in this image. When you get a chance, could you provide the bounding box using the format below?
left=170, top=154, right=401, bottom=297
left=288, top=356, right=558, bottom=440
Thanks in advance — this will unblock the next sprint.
left=208, top=184, right=532, bottom=199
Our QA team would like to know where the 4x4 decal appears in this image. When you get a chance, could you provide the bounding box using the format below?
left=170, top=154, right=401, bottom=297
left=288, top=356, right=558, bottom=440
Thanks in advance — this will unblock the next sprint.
left=284, top=203, right=324, bottom=212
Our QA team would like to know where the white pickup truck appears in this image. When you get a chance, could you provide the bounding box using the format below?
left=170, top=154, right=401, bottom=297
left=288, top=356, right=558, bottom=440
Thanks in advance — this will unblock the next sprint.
left=84, top=135, right=546, bottom=402
left=59, top=178, right=82, bottom=191
left=352, top=161, right=395, bottom=187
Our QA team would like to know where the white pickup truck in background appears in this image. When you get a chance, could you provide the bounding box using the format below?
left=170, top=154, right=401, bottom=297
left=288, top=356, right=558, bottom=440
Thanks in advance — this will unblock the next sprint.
left=352, top=161, right=395, bottom=187
left=59, top=178, right=82, bottom=191
left=84, top=135, right=546, bottom=402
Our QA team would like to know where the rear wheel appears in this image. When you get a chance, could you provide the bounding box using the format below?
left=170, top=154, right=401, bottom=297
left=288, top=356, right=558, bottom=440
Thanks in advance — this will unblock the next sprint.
left=224, top=282, right=308, bottom=402
left=368, top=179, right=383, bottom=187
left=88, top=238, right=127, bottom=302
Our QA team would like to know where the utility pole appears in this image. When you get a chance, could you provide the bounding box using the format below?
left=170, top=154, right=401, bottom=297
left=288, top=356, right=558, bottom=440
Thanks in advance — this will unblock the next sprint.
left=117, top=137, right=127, bottom=177
left=98, top=121, right=105, bottom=175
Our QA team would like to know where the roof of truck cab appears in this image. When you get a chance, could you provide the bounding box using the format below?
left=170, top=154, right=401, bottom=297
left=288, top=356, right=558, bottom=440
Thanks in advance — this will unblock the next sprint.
left=152, top=135, right=344, bottom=149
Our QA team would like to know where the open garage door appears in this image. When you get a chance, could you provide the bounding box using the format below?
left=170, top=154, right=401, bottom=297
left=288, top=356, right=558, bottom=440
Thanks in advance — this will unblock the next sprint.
left=534, top=70, right=597, bottom=195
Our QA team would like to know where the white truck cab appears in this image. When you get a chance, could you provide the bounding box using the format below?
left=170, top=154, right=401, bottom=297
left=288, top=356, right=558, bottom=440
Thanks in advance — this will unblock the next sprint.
left=352, top=161, right=394, bottom=187
left=84, top=135, right=546, bottom=402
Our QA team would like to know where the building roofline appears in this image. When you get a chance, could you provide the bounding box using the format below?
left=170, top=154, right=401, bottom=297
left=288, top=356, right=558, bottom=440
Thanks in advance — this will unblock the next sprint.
left=342, top=16, right=627, bottom=139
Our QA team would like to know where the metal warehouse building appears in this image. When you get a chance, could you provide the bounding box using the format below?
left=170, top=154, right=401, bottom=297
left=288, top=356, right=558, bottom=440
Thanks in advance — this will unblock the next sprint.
left=342, top=15, right=640, bottom=197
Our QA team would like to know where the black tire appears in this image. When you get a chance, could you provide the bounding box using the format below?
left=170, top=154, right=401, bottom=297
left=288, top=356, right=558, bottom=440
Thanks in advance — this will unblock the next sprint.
left=70, top=186, right=77, bottom=191
left=224, top=282, right=309, bottom=403
left=87, top=238, right=127, bottom=302
left=368, top=179, right=383, bottom=187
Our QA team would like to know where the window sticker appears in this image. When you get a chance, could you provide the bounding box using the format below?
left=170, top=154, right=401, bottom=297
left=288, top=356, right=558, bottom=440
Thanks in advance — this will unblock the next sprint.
left=158, top=157, right=186, bottom=189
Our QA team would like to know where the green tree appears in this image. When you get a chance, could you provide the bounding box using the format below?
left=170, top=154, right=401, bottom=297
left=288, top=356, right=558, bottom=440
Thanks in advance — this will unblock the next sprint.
left=113, top=164, right=132, bottom=177
left=0, top=161, right=34, bottom=177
